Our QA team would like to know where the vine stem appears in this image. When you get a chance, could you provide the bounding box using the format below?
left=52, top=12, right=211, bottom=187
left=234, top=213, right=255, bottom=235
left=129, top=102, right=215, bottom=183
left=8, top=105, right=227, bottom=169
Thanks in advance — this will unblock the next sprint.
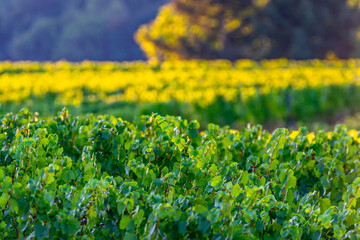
left=10, top=208, right=19, bottom=237
left=222, top=183, right=243, bottom=214
left=207, top=167, right=218, bottom=176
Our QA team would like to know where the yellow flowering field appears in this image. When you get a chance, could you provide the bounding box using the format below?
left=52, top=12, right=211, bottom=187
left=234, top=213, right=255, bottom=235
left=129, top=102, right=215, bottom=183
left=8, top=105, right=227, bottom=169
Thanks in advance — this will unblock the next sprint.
left=1, top=59, right=360, bottom=127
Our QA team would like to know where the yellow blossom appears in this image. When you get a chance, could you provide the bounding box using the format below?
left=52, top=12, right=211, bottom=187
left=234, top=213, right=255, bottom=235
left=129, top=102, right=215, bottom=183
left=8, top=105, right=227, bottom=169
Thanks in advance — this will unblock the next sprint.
left=349, top=129, right=358, bottom=139
left=326, top=132, right=333, bottom=140
left=289, top=131, right=299, bottom=139
left=306, top=132, right=315, bottom=144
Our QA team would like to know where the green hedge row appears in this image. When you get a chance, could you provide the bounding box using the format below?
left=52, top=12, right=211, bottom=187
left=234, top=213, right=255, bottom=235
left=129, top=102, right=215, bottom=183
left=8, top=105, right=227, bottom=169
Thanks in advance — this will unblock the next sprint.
left=0, top=109, right=360, bottom=239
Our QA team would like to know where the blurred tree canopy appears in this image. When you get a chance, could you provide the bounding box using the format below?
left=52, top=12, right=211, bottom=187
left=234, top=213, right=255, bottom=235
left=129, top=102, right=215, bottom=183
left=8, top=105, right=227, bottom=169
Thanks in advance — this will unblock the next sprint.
left=136, top=0, right=360, bottom=61
left=2, top=0, right=359, bottom=61
left=0, top=0, right=166, bottom=61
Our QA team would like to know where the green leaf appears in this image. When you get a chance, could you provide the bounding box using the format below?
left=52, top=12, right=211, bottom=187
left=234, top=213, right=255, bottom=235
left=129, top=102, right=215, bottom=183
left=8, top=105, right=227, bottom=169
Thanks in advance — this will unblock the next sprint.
left=125, top=141, right=131, bottom=150
left=189, top=129, right=198, bottom=138
left=198, top=219, right=210, bottom=234
left=120, top=216, right=131, bottom=230
left=117, top=201, right=125, bottom=215
left=193, top=205, right=208, bottom=214
left=231, top=184, right=242, bottom=197
left=211, top=176, right=222, bottom=187
left=244, top=209, right=257, bottom=221
left=259, top=177, right=266, bottom=186
left=35, top=222, right=50, bottom=240
left=196, top=158, right=207, bottom=170
left=222, top=137, right=231, bottom=148
left=45, top=174, right=55, bottom=185
left=319, top=198, right=331, bottom=214
left=0, top=134, right=6, bottom=141
left=43, top=191, right=54, bottom=206
left=0, top=221, right=5, bottom=230
left=65, top=218, right=80, bottom=235
left=353, top=177, right=360, bottom=186
left=279, top=171, right=287, bottom=184
left=179, top=138, right=186, bottom=151
left=0, top=193, right=9, bottom=209
left=209, top=164, right=217, bottom=175
left=134, top=209, right=144, bottom=226
left=0, top=168, right=4, bottom=181
left=240, top=171, right=248, bottom=185
left=320, top=175, right=330, bottom=188
left=85, top=162, right=95, bottom=179
left=178, top=221, right=186, bottom=234
left=88, top=205, right=97, bottom=219
left=152, top=178, right=162, bottom=187
left=23, top=139, right=35, bottom=146
left=269, top=160, right=279, bottom=171
left=286, top=189, right=294, bottom=204
left=318, top=209, right=333, bottom=228
left=256, top=221, right=264, bottom=232
left=143, top=174, right=153, bottom=188
left=88, top=205, right=97, bottom=229
left=312, top=230, right=321, bottom=240
left=286, top=176, right=297, bottom=190
left=124, top=232, right=136, bottom=240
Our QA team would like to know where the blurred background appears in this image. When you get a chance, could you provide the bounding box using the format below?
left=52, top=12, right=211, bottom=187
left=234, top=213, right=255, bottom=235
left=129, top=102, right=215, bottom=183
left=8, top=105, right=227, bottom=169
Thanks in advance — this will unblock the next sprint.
left=1, top=0, right=360, bottom=62
left=2, top=0, right=360, bottom=131
left=0, top=0, right=166, bottom=61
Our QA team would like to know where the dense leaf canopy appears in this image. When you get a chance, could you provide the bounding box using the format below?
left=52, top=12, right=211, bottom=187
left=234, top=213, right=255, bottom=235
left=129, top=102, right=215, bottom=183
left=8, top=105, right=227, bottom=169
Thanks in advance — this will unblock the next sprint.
left=1, top=109, right=360, bottom=238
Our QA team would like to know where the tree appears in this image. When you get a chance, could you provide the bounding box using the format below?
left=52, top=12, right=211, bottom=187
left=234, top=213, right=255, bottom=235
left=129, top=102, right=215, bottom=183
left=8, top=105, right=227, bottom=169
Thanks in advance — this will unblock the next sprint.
left=136, top=0, right=263, bottom=61
left=136, top=0, right=360, bottom=61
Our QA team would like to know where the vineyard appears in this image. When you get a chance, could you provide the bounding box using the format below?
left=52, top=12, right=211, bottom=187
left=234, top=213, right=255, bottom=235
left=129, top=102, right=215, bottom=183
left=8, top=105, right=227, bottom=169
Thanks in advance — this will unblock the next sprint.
left=1, top=60, right=360, bottom=128
left=1, top=60, right=360, bottom=239
left=1, top=109, right=360, bottom=239
left=3, top=0, right=360, bottom=237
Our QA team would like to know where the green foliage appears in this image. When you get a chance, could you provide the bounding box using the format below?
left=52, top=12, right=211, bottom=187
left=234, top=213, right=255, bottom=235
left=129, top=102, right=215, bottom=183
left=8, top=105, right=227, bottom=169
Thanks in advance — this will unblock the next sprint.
left=1, top=108, right=360, bottom=238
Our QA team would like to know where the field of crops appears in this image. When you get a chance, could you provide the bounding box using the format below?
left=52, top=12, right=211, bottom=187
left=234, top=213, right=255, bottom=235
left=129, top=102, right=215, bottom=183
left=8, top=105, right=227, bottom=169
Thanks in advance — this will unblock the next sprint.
left=1, top=109, right=360, bottom=239
left=1, top=59, right=360, bottom=129
left=2, top=59, right=360, bottom=239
